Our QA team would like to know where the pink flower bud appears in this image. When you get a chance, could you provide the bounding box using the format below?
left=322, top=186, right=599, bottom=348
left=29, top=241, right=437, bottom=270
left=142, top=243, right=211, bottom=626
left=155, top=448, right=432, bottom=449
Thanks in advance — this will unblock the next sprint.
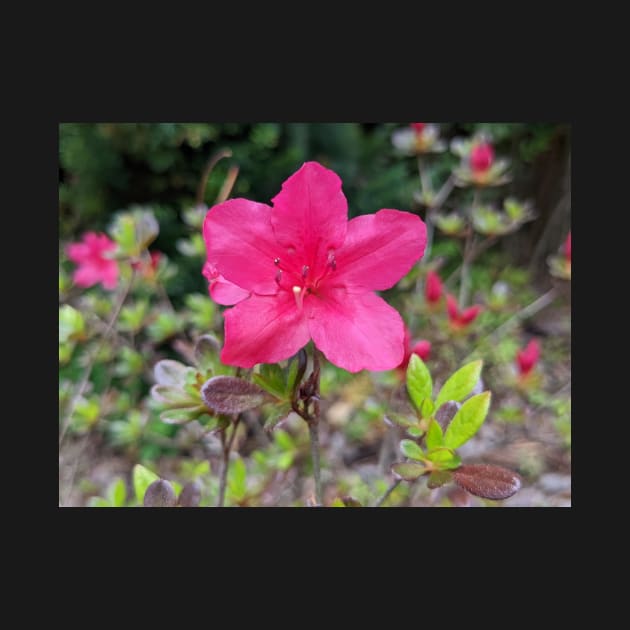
left=410, top=122, right=426, bottom=135
left=446, top=294, right=483, bottom=329
left=470, top=142, right=494, bottom=174
left=411, top=340, right=431, bottom=362
left=564, top=232, right=571, bottom=263
left=516, top=339, right=540, bottom=376
left=425, top=270, right=443, bottom=304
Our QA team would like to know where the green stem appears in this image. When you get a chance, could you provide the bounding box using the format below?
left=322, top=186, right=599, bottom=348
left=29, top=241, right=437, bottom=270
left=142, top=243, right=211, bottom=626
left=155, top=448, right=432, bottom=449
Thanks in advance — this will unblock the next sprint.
left=217, top=415, right=241, bottom=507
left=374, top=479, right=402, bottom=507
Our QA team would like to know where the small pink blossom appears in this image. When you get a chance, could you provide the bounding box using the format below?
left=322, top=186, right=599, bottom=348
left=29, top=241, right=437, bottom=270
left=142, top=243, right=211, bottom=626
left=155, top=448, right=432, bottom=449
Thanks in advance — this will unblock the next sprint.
left=446, top=294, right=482, bottom=330
left=398, top=327, right=432, bottom=371
left=516, top=339, right=540, bottom=377
left=66, top=232, right=119, bottom=290
left=425, top=269, right=443, bottom=305
left=203, top=161, right=427, bottom=372
left=470, top=142, right=494, bottom=174
left=411, top=122, right=426, bottom=136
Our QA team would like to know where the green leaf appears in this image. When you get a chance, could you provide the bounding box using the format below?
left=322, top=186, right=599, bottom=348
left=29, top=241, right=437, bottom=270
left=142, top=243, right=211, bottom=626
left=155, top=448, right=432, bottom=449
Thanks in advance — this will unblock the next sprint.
left=87, top=497, right=111, bottom=507
left=194, top=334, right=221, bottom=371
left=330, top=498, right=346, bottom=507
left=425, top=419, right=444, bottom=450
left=406, top=354, right=433, bottom=412
left=133, top=464, right=160, bottom=502
left=391, top=462, right=427, bottom=481
left=426, top=448, right=462, bottom=470
left=159, top=405, right=207, bottom=425
left=400, top=439, right=426, bottom=461
left=443, top=391, right=491, bottom=449
left=435, top=360, right=483, bottom=409
left=275, top=429, right=295, bottom=450
left=106, top=478, right=126, bottom=507
left=59, top=305, right=85, bottom=343
left=228, top=457, right=247, bottom=502
left=383, top=413, right=418, bottom=429
left=154, top=359, right=195, bottom=387
left=426, top=470, right=453, bottom=489
left=255, top=363, right=289, bottom=400
left=407, top=426, right=424, bottom=438
left=420, top=398, right=435, bottom=418
left=150, top=385, right=199, bottom=409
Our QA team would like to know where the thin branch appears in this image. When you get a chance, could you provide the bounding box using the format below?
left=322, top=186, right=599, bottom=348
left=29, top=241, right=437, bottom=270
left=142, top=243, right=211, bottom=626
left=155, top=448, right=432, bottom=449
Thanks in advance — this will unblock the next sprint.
left=59, top=269, right=136, bottom=446
left=217, top=415, right=241, bottom=507
left=196, top=149, right=233, bottom=207
left=374, top=479, right=402, bottom=507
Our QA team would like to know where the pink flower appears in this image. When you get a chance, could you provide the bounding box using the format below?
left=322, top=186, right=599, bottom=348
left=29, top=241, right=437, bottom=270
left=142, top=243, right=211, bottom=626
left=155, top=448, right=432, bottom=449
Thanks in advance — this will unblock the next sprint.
left=203, top=161, right=427, bottom=372
left=398, top=327, right=432, bottom=371
left=411, top=122, right=426, bottom=136
left=470, top=142, right=494, bottom=174
left=66, top=232, right=119, bottom=290
left=425, top=269, right=443, bottom=305
left=446, top=294, right=482, bottom=329
left=516, top=339, right=540, bottom=377
left=564, top=231, right=571, bottom=264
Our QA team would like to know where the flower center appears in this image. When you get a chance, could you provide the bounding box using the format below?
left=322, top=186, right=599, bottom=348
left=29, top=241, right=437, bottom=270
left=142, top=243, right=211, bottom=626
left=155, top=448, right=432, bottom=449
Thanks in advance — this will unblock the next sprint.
left=274, top=250, right=337, bottom=307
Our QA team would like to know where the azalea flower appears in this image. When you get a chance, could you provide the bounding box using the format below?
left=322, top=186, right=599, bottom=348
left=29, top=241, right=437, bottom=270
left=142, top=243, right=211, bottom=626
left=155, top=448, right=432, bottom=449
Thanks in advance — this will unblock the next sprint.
left=203, top=161, right=427, bottom=372
left=446, top=294, right=482, bottom=330
left=516, top=339, right=540, bottom=377
left=391, top=123, right=446, bottom=155
left=66, top=232, right=119, bottom=290
left=425, top=269, right=443, bottom=306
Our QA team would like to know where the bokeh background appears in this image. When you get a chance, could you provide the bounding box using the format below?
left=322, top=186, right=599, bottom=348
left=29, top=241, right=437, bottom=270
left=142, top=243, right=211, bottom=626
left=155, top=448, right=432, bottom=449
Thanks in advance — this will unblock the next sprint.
left=59, top=123, right=571, bottom=507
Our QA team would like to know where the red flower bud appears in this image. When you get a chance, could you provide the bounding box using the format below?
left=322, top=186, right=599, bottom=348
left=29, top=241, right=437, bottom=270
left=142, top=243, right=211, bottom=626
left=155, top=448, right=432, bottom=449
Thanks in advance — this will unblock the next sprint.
left=446, top=294, right=483, bottom=329
left=410, top=340, right=431, bottom=362
left=410, top=122, right=426, bottom=136
left=516, top=339, right=540, bottom=376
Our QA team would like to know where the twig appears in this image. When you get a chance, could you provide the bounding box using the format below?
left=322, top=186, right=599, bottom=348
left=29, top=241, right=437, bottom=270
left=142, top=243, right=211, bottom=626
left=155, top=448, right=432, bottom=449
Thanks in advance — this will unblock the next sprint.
left=217, top=415, right=241, bottom=507
left=374, top=479, right=402, bottom=507
left=461, top=287, right=558, bottom=364
left=59, top=269, right=136, bottom=446
left=215, top=165, right=240, bottom=204
left=196, top=149, right=233, bottom=207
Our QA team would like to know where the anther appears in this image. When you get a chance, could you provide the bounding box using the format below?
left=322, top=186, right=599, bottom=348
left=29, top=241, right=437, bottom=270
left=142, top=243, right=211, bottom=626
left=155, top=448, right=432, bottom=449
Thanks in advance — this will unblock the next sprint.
left=274, top=257, right=281, bottom=266
left=302, top=265, right=310, bottom=278
left=327, top=252, right=337, bottom=270
left=275, top=270, right=283, bottom=285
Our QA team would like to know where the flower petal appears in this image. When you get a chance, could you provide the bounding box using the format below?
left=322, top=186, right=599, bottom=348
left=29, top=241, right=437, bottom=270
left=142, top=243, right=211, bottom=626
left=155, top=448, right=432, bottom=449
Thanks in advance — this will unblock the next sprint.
left=332, top=209, right=426, bottom=291
left=460, top=305, right=482, bottom=325
left=446, top=294, right=459, bottom=321
left=203, top=199, right=281, bottom=294
left=307, top=288, right=405, bottom=372
left=271, top=161, right=347, bottom=268
left=221, top=292, right=310, bottom=368
left=203, top=262, right=249, bottom=306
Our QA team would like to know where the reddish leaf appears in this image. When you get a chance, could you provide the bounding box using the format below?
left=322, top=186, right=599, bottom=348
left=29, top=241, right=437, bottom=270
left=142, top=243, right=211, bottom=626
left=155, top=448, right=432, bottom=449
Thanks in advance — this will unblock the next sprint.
left=178, top=481, right=202, bottom=507
left=453, top=464, right=521, bottom=500
left=143, top=480, right=177, bottom=507
left=201, top=376, right=268, bottom=414
left=435, top=401, right=461, bottom=431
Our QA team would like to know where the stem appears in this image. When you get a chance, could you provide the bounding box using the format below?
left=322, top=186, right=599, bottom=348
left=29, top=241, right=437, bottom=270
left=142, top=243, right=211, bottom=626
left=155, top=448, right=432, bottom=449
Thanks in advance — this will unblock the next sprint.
left=308, top=421, right=322, bottom=506
left=374, top=479, right=402, bottom=507
left=291, top=347, right=323, bottom=506
left=59, top=268, right=135, bottom=446
left=461, top=288, right=558, bottom=364
left=217, top=415, right=241, bottom=507
left=215, top=165, right=240, bottom=204
left=196, top=149, right=233, bottom=206
left=458, top=189, right=481, bottom=307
